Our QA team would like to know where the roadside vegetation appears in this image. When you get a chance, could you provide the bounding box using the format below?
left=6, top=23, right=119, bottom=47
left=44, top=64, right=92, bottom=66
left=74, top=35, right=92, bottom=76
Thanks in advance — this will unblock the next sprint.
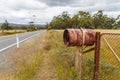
left=44, top=30, right=79, bottom=80
left=0, top=30, right=120, bottom=80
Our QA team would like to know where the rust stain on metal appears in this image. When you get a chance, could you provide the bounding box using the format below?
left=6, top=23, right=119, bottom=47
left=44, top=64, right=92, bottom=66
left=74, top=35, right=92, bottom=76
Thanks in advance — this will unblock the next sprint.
left=63, top=28, right=96, bottom=46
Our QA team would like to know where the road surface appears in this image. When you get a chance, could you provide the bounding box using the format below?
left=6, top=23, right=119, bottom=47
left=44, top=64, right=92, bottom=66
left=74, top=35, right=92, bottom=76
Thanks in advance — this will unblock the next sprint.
left=0, top=30, right=44, bottom=52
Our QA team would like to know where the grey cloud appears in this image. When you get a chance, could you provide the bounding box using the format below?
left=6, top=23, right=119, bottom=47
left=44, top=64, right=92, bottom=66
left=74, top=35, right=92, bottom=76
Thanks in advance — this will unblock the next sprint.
left=105, top=3, right=120, bottom=11
left=38, top=0, right=120, bottom=10
left=39, top=0, right=96, bottom=7
left=38, top=0, right=75, bottom=6
left=1, top=0, right=47, bottom=11
left=87, top=2, right=120, bottom=12
left=104, top=0, right=119, bottom=4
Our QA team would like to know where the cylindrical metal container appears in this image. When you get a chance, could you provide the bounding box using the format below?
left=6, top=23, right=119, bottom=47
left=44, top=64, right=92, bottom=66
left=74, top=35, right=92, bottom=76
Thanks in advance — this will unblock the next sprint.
left=63, top=28, right=96, bottom=46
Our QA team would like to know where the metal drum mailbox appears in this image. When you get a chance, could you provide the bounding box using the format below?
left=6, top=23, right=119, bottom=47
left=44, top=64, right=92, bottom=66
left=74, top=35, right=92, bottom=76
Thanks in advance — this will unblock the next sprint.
left=63, top=28, right=96, bottom=46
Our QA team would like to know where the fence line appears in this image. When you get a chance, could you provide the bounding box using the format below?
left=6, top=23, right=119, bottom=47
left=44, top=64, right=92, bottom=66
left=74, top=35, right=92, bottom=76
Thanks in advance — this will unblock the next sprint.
left=99, top=32, right=120, bottom=80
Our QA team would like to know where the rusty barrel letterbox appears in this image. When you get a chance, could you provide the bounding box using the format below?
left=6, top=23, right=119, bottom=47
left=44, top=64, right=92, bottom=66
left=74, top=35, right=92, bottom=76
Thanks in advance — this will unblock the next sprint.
left=63, top=28, right=96, bottom=46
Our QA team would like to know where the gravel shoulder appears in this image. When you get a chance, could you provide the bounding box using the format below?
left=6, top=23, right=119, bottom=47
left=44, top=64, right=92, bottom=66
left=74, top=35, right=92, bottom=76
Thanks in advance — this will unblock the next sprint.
left=0, top=32, right=44, bottom=75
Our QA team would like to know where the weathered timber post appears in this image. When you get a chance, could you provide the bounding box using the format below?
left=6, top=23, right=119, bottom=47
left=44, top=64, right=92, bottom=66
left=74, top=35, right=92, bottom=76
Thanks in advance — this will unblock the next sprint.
left=75, top=47, right=82, bottom=78
left=94, top=32, right=101, bottom=80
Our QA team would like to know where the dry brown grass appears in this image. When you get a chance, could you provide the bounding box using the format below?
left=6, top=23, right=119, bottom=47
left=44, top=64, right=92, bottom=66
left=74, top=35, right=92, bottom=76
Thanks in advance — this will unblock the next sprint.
left=95, top=29, right=120, bottom=33
left=0, top=30, right=26, bottom=36
left=0, top=30, right=26, bottom=32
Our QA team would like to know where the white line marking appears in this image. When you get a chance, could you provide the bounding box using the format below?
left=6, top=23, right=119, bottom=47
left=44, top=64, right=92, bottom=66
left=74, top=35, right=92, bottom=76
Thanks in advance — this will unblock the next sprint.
left=0, top=43, right=17, bottom=52
left=0, top=31, right=44, bottom=52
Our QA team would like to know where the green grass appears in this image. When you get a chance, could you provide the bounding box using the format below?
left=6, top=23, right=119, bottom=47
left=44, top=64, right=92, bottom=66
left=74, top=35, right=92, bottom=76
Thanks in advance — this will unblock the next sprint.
left=45, top=30, right=80, bottom=80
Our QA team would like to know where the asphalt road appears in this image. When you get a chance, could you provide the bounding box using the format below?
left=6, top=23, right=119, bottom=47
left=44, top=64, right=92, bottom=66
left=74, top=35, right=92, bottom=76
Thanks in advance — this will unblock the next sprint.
left=0, top=30, right=44, bottom=52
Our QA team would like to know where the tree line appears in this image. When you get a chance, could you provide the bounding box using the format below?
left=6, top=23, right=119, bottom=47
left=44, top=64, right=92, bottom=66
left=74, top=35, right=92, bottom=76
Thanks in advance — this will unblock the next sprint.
left=0, top=20, right=45, bottom=34
left=46, top=10, right=120, bottom=29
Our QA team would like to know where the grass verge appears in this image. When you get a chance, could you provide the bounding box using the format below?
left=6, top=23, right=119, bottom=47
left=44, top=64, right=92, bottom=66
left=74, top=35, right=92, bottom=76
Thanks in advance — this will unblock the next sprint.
left=0, top=31, right=45, bottom=80
left=45, top=30, right=80, bottom=80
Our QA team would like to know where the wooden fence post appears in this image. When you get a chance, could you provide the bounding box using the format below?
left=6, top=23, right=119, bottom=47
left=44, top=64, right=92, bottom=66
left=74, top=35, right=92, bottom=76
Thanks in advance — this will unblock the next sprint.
left=94, top=32, right=101, bottom=80
left=75, top=47, right=82, bottom=78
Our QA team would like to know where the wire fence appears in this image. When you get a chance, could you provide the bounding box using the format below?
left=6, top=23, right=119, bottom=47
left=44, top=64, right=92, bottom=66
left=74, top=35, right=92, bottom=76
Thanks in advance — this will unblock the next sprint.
left=99, top=33, right=120, bottom=80
left=75, top=32, right=120, bottom=80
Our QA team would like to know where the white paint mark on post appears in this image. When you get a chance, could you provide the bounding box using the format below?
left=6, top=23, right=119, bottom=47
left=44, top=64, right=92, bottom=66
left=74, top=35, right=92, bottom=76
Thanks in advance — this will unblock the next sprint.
left=16, top=34, right=19, bottom=48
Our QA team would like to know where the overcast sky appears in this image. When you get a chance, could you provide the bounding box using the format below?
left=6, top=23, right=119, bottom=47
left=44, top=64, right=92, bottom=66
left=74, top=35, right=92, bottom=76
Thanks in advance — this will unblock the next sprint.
left=0, top=0, right=120, bottom=24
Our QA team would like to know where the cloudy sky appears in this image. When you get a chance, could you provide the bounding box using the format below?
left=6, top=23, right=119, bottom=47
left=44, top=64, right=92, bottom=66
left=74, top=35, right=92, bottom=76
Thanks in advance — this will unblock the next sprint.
left=0, top=0, right=120, bottom=24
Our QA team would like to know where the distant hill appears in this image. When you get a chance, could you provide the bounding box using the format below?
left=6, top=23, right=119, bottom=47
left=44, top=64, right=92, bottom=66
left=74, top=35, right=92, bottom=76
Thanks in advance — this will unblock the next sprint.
left=0, top=23, right=45, bottom=27
left=0, top=23, right=2, bottom=26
